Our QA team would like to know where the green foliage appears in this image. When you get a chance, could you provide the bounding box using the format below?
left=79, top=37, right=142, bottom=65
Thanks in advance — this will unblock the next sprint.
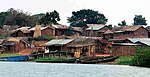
left=32, top=13, right=45, bottom=25
left=108, top=24, right=112, bottom=28
left=0, top=8, right=36, bottom=27
left=133, top=15, right=147, bottom=25
left=0, top=53, right=20, bottom=57
left=115, top=56, right=134, bottom=65
left=68, top=9, right=107, bottom=27
left=29, top=36, right=53, bottom=41
left=118, top=20, right=127, bottom=26
left=0, top=12, right=8, bottom=27
left=40, top=10, right=60, bottom=25
left=130, top=47, right=150, bottom=67
left=66, top=27, right=74, bottom=36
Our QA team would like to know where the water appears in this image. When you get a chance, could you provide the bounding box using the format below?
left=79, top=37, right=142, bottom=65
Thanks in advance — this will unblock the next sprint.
left=0, top=62, right=150, bottom=77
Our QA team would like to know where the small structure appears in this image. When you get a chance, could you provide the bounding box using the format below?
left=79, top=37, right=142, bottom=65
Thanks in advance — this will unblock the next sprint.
left=29, top=25, right=54, bottom=37
left=2, top=37, right=30, bottom=53
left=52, top=24, right=69, bottom=36
left=85, top=24, right=111, bottom=37
left=111, top=43, right=140, bottom=56
left=10, top=27, right=31, bottom=37
left=45, top=39, right=74, bottom=52
left=112, top=26, right=148, bottom=39
left=67, top=38, right=110, bottom=58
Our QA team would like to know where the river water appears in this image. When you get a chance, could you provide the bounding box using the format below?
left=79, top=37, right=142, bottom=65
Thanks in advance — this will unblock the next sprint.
left=0, top=62, right=150, bottom=77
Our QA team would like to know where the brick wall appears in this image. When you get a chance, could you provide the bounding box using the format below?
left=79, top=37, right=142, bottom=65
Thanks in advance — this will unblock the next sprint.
left=112, top=45, right=137, bottom=56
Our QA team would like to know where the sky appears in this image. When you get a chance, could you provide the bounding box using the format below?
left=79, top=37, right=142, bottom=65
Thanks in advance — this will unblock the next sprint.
left=0, top=0, right=150, bottom=26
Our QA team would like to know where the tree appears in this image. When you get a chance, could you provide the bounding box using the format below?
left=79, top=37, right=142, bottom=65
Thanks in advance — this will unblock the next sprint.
left=133, top=15, right=147, bottom=25
left=0, top=8, right=36, bottom=27
left=40, top=10, right=60, bottom=25
left=32, top=13, right=45, bottom=25
left=118, top=20, right=127, bottom=26
left=68, top=9, right=108, bottom=27
left=0, top=12, right=8, bottom=27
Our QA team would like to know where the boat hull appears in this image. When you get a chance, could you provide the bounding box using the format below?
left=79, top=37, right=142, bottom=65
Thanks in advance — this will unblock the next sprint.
left=0, top=56, right=29, bottom=61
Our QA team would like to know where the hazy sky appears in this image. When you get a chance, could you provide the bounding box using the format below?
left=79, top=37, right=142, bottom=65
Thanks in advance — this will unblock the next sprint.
left=0, top=0, right=150, bottom=26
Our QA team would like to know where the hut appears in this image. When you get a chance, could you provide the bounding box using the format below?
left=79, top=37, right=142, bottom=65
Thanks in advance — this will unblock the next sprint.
left=45, top=39, right=74, bottom=52
left=29, top=25, right=54, bottom=37
left=10, top=27, right=31, bottom=37
left=2, top=37, right=30, bottom=53
left=112, top=26, right=148, bottom=39
left=67, top=38, right=106, bottom=58
left=111, top=43, right=140, bottom=56
left=85, top=24, right=111, bottom=37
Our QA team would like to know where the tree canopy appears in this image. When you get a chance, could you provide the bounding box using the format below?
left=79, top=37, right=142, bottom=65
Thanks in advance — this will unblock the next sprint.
left=0, top=8, right=35, bottom=27
left=39, top=10, right=60, bottom=26
left=133, top=15, right=147, bottom=25
left=118, top=20, right=127, bottom=26
left=67, top=9, right=108, bottom=27
left=0, top=8, right=61, bottom=27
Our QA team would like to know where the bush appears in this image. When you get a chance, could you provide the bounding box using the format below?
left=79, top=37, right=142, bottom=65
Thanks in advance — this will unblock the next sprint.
left=115, top=56, right=134, bottom=65
left=130, top=47, right=150, bottom=67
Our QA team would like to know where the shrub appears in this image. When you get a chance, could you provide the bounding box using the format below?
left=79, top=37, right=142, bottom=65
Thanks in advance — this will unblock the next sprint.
left=130, top=47, right=150, bottom=67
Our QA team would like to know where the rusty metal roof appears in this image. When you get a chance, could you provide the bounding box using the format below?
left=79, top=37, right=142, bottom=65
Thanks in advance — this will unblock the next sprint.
left=112, top=26, right=142, bottom=32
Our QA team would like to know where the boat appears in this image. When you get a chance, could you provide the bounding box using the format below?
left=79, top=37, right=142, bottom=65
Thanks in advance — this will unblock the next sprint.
left=77, top=56, right=118, bottom=64
left=98, top=56, right=119, bottom=62
left=0, top=55, right=29, bottom=61
left=78, top=60, right=99, bottom=64
left=35, top=58, right=77, bottom=63
left=77, top=57, right=99, bottom=64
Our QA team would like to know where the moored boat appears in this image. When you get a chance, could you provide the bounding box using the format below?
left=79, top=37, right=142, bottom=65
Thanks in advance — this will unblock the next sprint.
left=35, top=57, right=77, bottom=63
left=0, top=55, right=29, bottom=61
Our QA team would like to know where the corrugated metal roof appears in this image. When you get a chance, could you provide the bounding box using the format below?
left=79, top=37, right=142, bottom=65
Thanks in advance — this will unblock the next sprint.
left=113, top=43, right=140, bottom=46
left=135, top=40, right=150, bottom=46
left=45, top=39, right=74, bottom=46
left=86, top=25, right=105, bottom=30
left=52, top=25, right=68, bottom=29
left=127, top=38, right=150, bottom=43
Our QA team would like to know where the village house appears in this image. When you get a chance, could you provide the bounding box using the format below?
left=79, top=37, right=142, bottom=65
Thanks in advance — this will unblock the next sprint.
left=124, top=38, right=150, bottom=46
left=10, top=27, right=31, bottom=37
left=111, top=43, right=140, bottom=56
left=2, top=37, right=30, bottom=53
left=85, top=24, right=111, bottom=37
left=146, top=26, right=150, bottom=38
left=111, top=38, right=150, bottom=56
left=112, top=26, right=148, bottom=39
left=45, top=37, right=111, bottom=58
left=29, top=25, right=55, bottom=37
left=72, top=27, right=82, bottom=38
left=52, top=25, right=69, bottom=36
left=68, top=37, right=111, bottom=58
